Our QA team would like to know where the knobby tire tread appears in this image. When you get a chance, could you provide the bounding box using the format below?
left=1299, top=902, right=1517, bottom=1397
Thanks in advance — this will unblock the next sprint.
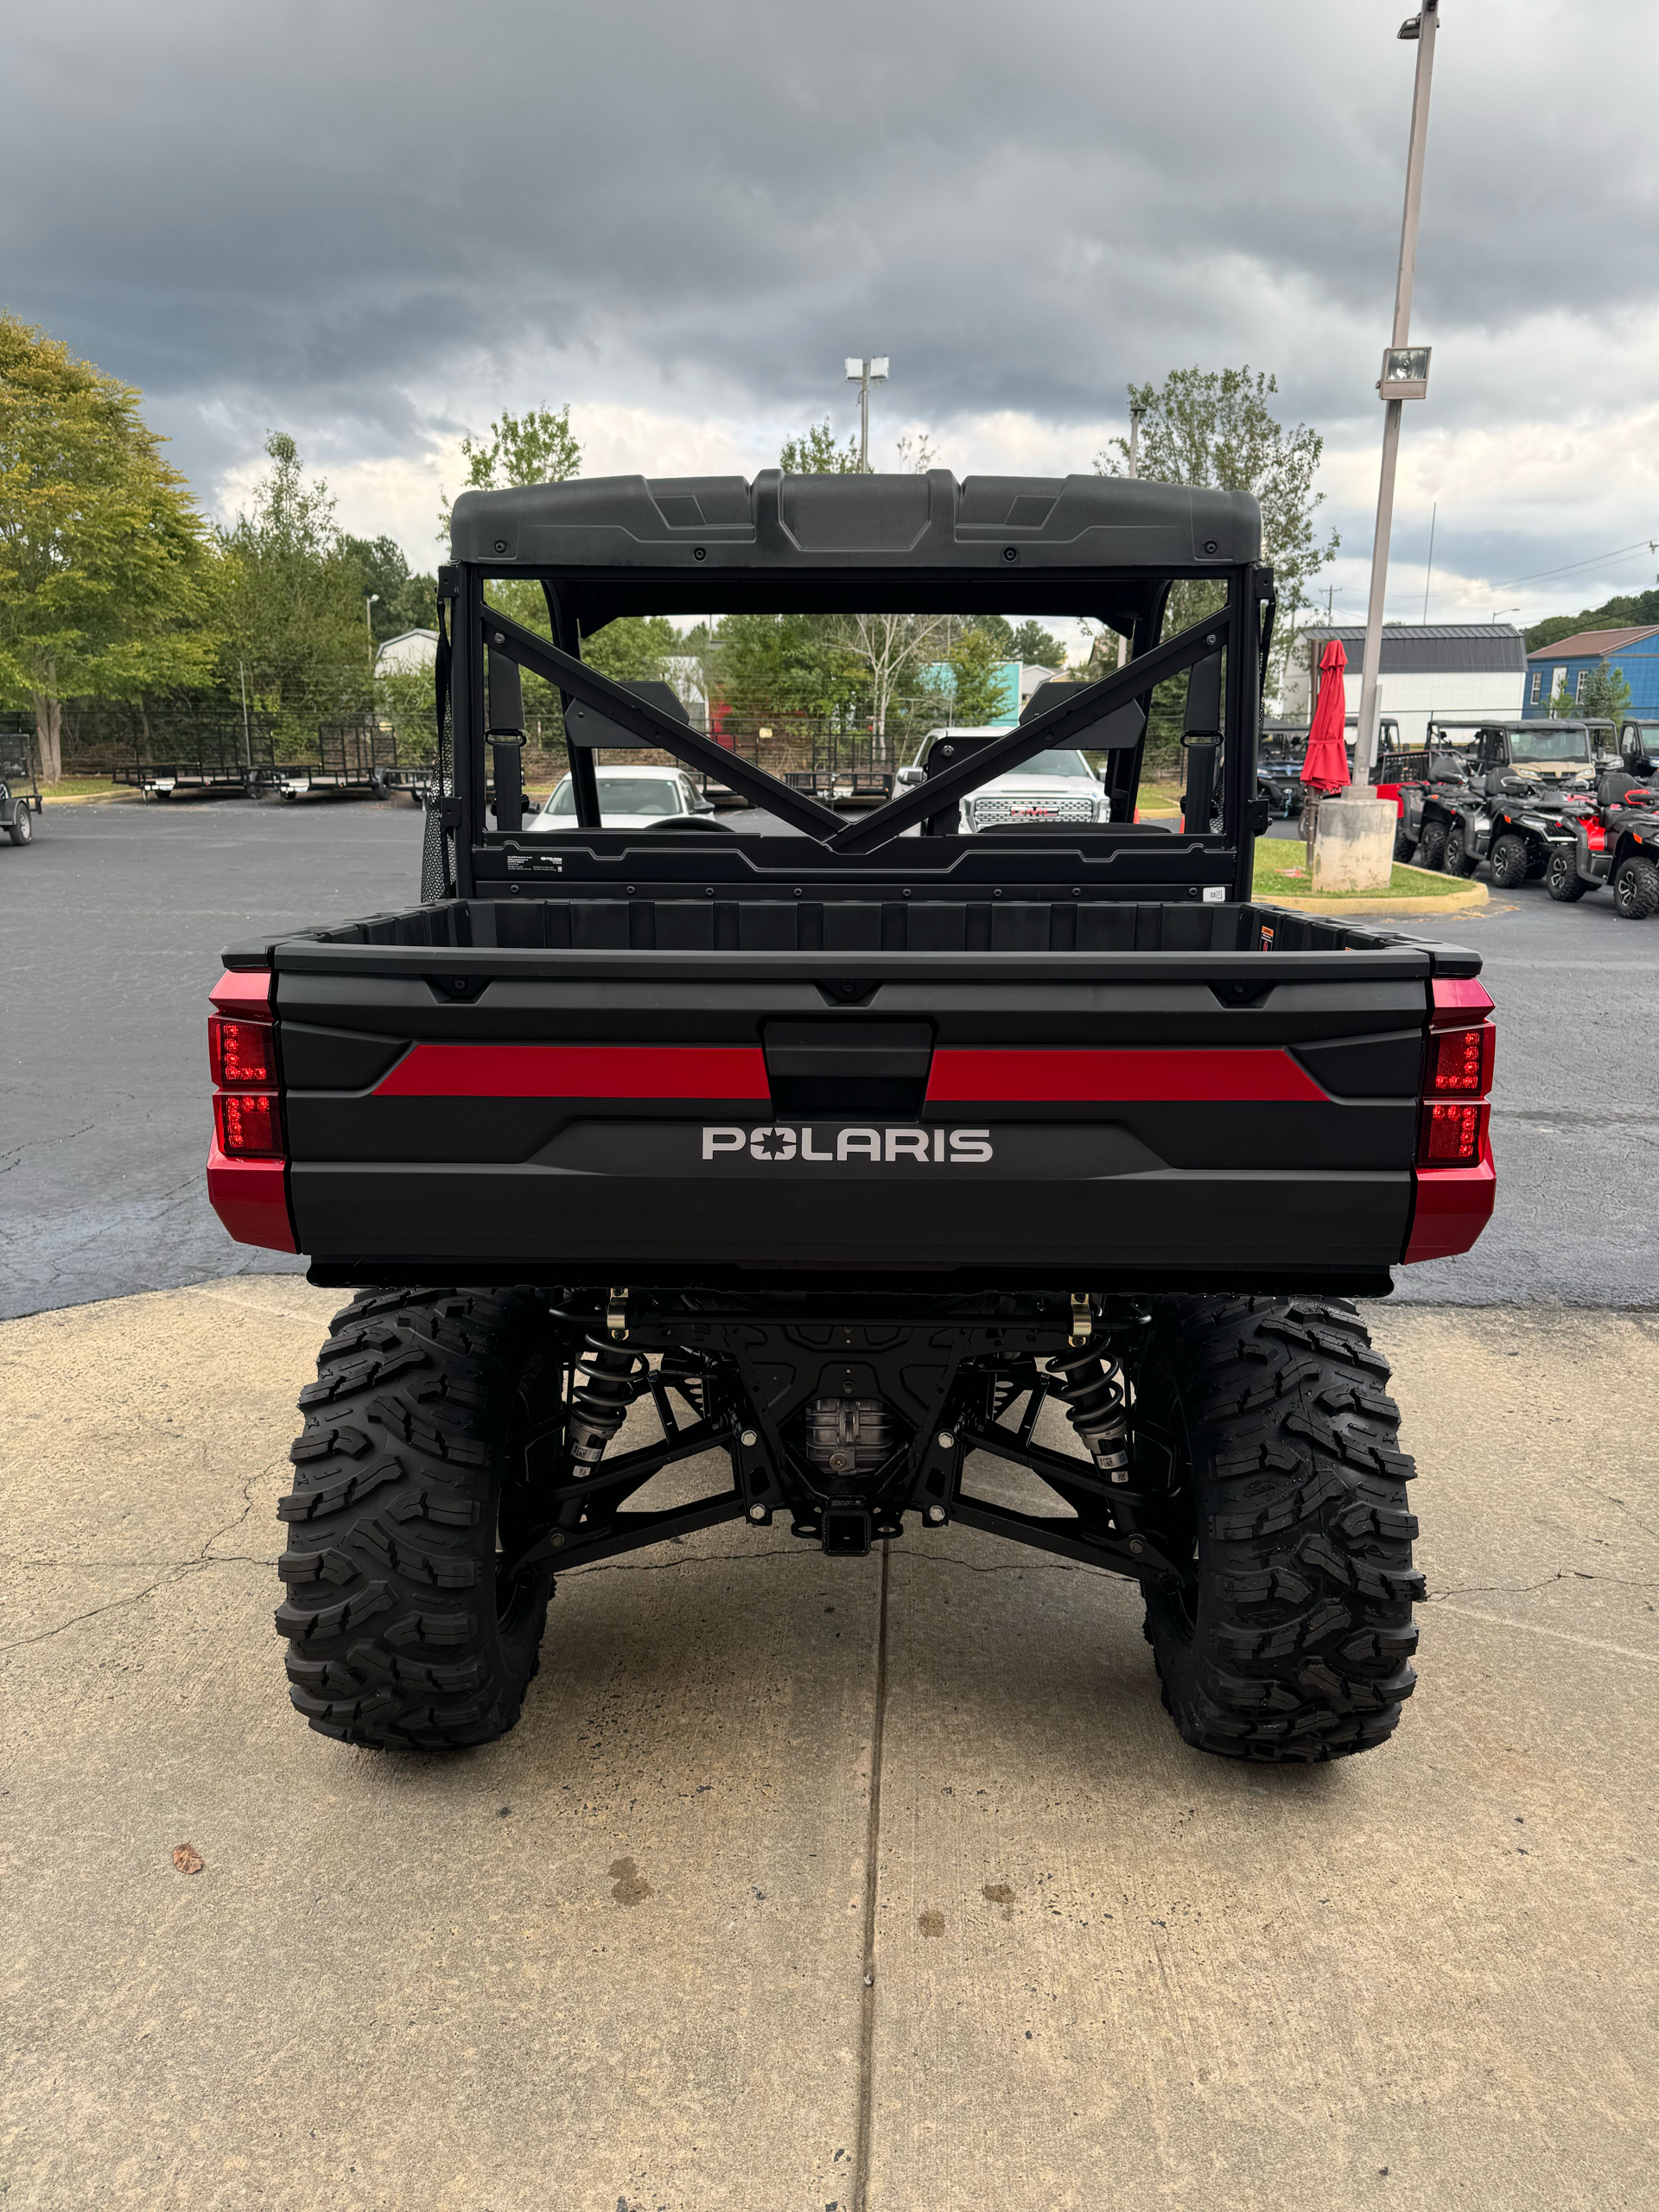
left=275, top=1287, right=556, bottom=1750
left=1141, top=1294, right=1421, bottom=1764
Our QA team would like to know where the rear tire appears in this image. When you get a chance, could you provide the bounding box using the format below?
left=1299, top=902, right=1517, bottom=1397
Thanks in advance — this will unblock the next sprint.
left=1545, top=848, right=1589, bottom=902
left=6, top=805, right=31, bottom=846
left=1393, top=823, right=1416, bottom=862
left=1613, top=854, right=1659, bottom=920
left=1442, top=822, right=1476, bottom=876
left=1489, top=833, right=1529, bottom=888
left=276, top=1287, right=564, bottom=1749
left=1136, top=1295, right=1421, bottom=1764
left=1415, top=818, right=1447, bottom=871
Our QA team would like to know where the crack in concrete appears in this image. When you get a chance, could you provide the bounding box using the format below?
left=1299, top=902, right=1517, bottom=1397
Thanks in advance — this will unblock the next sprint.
left=1427, top=1570, right=1659, bottom=1599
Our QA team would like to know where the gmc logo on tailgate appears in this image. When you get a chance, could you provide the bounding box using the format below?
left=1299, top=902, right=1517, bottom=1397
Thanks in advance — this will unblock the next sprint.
left=703, top=1126, right=993, bottom=1164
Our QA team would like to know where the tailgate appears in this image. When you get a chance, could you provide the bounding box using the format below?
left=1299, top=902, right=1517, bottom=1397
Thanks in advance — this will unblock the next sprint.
left=269, top=938, right=1436, bottom=1287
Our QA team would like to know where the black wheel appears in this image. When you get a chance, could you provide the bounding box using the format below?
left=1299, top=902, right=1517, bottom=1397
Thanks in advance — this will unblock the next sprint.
left=276, top=1287, right=566, bottom=1749
left=1488, top=833, right=1529, bottom=888
left=1442, top=821, right=1476, bottom=876
left=1613, top=854, right=1659, bottom=920
left=1415, top=817, right=1447, bottom=871
left=1545, top=848, right=1589, bottom=902
left=5, top=806, right=31, bottom=846
left=1134, top=1295, right=1421, bottom=1764
left=1392, top=823, right=1415, bottom=862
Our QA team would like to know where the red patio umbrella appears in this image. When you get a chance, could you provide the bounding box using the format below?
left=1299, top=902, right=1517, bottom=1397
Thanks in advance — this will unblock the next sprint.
left=1301, top=638, right=1351, bottom=793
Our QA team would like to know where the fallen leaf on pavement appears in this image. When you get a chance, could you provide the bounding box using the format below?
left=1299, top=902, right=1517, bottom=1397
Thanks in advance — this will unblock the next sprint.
left=171, top=1843, right=204, bottom=1875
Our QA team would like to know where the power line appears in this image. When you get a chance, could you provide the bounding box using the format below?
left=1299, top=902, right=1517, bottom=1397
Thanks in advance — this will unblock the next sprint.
left=1492, top=537, right=1657, bottom=591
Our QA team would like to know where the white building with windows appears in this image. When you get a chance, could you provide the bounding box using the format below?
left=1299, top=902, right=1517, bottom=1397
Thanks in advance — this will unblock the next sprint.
left=1280, top=624, right=1526, bottom=747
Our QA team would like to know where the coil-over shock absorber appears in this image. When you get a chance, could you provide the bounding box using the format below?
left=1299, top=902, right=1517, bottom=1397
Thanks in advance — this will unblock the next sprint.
left=1044, top=1342, right=1130, bottom=1483
left=567, top=1333, right=643, bottom=1471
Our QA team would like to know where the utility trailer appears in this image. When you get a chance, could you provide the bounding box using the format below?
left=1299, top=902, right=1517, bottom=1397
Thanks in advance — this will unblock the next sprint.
left=204, top=470, right=1497, bottom=1765
left=257, top=721, right=425, bottom=802
left=0, top=734, right=41, bottom=845
left=112, top=727, right=271, bottom=800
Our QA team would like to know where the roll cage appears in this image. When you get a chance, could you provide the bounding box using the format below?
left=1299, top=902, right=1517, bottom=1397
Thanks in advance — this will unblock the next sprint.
left=430, top=470, right=1274, bottom=904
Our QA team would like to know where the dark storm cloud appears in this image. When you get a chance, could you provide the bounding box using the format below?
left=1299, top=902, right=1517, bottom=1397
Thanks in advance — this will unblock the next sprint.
left=8, top=0, right=1657, bottom=603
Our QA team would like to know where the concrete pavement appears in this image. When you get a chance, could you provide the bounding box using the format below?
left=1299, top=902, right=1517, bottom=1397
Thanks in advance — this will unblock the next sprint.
left=3, top=1283, right=1654, bottom=2210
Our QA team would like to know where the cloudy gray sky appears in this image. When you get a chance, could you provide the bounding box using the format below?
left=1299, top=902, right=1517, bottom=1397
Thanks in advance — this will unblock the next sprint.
left=11, top=0, right=1658, bottom=631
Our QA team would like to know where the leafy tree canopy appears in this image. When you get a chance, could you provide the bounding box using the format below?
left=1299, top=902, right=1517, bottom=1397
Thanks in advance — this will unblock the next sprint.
left=215, top=432, right=372, bottom=738
left=1097, top=365, right=1335, bottom=756
left=779, top=421, right=861, bottom=474
left=1010, top=619, right=1065, bottom=667
left=1098, top=365, right=1336, bottom=653
left=970, top=614, right=1015, bottom=655
left=1553, top=662, right=1633, bottom=726
left=942, top=625, right=1009, bottom=726
left=0, top=313, right=215, bottom=777
left=440, top=404, right=581, bottom=539
left=1526, top=584, right=1659, bottom=653
left=340, top=533, right=437, bottom=644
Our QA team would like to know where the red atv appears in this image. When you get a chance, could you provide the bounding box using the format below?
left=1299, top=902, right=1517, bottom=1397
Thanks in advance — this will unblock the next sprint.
left=1545, top=768, right=1659, bottom=918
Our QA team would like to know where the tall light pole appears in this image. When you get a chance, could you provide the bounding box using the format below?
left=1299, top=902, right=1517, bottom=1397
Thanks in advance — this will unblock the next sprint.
left=364, top=591, right=379, bottom=666
left=845, top=357, right=889, bottom=472
left=1127, top=402, right=1145, bottom=479
left=1352, top=0, right=1440, bottom=794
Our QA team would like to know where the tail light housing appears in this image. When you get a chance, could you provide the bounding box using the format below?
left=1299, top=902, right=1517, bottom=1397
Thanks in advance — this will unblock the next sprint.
left=205, top=969, right=296, bottom=1249
left=213, top=1088, right=282, bottom=1158
left=1404, top=975, right=1497, bottom=1262
left=209, top=1015, right=277, bottom=1090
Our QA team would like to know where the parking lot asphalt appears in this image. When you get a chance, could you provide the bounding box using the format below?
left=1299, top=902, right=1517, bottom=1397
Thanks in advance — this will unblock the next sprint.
left=2, top=794, right=1654, bottom=1318
left=3, top=1281, right=1654, bottom=2211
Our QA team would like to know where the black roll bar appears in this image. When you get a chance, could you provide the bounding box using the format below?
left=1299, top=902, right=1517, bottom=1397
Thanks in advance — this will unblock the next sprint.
left=477, top=597, right=1242, bottom=858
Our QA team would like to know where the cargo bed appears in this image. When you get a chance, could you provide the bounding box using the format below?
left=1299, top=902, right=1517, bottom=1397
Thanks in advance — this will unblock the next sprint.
left=217, top=894, right=1481, bottom=1294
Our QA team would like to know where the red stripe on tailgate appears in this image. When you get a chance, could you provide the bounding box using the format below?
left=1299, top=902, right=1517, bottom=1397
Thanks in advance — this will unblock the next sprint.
left=374, top=1043, right=771, bottom=1100
left=925, top=1047, right=1328, bottom=1104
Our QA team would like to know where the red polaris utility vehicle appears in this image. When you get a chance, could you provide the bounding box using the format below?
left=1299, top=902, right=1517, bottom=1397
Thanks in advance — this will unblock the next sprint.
left=205, top=471, right=1496, bottom=1765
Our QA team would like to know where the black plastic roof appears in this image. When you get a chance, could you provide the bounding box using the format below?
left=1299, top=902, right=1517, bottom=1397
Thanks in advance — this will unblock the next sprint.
left=450, top=470, right=1260, bottom=593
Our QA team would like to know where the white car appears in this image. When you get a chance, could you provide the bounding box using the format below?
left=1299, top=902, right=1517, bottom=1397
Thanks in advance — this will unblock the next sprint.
left=524, top=762, right=717, bottom=830
left=899, top=730, right=1109, bottom=831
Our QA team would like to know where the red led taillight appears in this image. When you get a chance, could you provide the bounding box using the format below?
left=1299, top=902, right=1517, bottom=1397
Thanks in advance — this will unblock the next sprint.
left=1421, top=1098, right=1485, bottom=1164
left=1418, top=977, right=1494, bottom=1172
left=214, top=1090, right=283, bottom=1158
left=208, top=1015, right=276, bottom=1088
left=1406, top=976, right=1498, bottom=1262
left=205, top=969, right=296, bottom=1250
left=1427, top=1024, right=1495, bottom=1096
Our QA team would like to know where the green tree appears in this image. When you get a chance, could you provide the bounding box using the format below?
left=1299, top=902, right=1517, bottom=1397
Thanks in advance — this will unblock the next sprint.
left=1010, top=619, right=1064, bottom=667
left=1554, top=661, right=1632, bottom=728
left=582, top=614, right=679, bottom=684
left=439, top=404, right=581, bottom=539
left=1098, top=365, right=1335, bottom=764
left=779, top=420, right=861, bottom=474
left=943, top=625, right=1010, bottom=725
left=340, top=533, right=437, bottom=645
left=216, top=433, right=371, bottom=741
left=1525, top=583, right=1659, bottom=653
left=711, top=613, right=860, bottom=727
left=969, top=614, right=1016, bottom=656
left=0, top=314, right=216, bottom=779
left=779, top=421, right=944, bottom=749
left=1582, top=661, right=1633, bottom=728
